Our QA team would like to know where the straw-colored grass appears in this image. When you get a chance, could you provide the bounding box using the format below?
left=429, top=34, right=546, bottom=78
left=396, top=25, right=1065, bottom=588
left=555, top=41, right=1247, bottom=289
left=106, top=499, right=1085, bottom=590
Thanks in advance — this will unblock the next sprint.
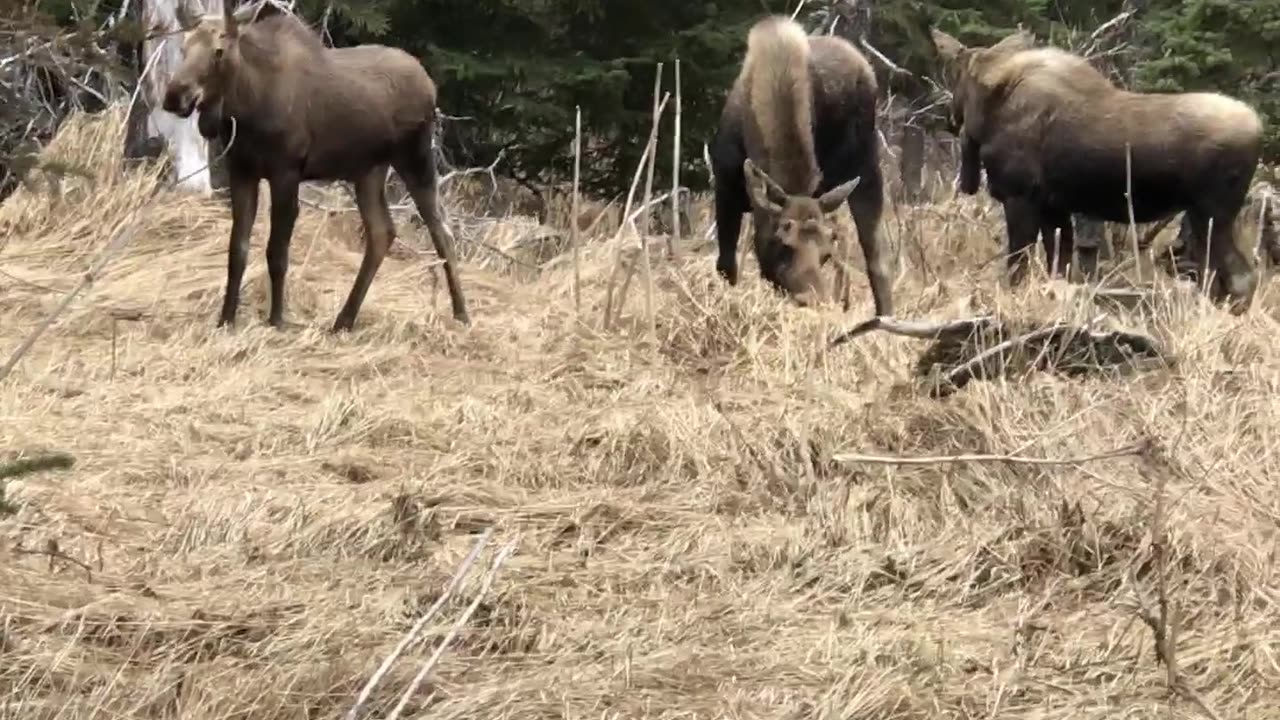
left=2, top=106, right=1279, bottom=719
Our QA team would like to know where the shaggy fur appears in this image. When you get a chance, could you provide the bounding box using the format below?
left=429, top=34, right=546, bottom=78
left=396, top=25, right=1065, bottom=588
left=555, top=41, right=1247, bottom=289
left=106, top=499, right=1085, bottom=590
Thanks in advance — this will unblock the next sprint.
left=710, top=15, right=892, bottom=316
left=162, top=1, right=469, bottom=332
left=933, top=28, right=1262, bottom=313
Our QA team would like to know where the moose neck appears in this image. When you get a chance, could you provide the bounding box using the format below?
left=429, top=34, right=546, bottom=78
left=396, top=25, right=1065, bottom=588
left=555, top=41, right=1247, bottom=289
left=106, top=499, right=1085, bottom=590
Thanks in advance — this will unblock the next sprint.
left=221, top=17, right=318, bottom=121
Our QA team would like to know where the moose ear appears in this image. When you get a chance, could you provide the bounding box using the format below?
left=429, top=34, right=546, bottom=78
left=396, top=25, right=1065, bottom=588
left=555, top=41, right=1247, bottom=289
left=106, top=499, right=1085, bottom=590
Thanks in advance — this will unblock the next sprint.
left=743, top=158, right=788, bottom=212
left=234, top=0, right=286, bottom=24
left=817, top=177, right=859, bottom=214
left=988, top=28, right=1036, bottom=55
left=930, top=29, right=966, bottom=64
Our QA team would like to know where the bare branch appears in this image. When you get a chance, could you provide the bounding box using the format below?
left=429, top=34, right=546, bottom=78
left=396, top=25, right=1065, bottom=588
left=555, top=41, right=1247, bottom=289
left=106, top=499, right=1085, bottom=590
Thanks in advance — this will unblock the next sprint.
left=344, top=528, right=494, bottom=720
left=829, top=314, right=996, bottom=348
left=385, top=537, right=519, bottom=720
left=835, top=442, right=1150, bottom=467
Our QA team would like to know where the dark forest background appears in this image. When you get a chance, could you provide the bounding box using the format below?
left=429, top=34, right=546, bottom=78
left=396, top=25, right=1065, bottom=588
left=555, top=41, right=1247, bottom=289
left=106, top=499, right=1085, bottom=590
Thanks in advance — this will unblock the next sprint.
left=2, top=0, right=1277, bottom=203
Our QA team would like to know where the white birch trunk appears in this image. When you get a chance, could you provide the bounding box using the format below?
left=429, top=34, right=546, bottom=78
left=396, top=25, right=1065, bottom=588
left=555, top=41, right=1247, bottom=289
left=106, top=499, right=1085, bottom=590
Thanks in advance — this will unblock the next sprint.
left=140, top=0, right=223, bottom=194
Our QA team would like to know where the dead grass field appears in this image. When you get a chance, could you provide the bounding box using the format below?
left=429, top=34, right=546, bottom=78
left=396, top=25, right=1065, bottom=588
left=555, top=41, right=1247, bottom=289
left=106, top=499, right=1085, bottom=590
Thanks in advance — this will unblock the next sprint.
left=3, top=107, right=1280, bottom=719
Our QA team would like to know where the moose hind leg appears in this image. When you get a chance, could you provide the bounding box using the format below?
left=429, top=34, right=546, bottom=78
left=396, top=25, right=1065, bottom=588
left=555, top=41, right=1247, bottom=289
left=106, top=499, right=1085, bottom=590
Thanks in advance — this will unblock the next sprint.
left=333, top=166, right=395, bottom=333
left=219, top=169, right=260, bottom=328
left=1073, top=215, right=1108, bottom=281
left=1204, top=213, right=1257, bottom=314
left=265, top=172, right=301, bottom=328
left=848, top=165, right=894, bottom=317
left=396, top=127, right=470, bottom=324
left=1002, top=198, right=1041, bottom=286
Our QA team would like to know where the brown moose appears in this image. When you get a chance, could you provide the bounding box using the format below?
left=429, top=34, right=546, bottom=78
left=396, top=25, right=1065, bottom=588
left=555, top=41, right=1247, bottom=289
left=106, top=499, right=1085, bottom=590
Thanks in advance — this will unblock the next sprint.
left=162, top=1, right=469, bottom=332
left=708, top=15, right=893, bottom=316
left=931, top=28, right=1262, bottom=314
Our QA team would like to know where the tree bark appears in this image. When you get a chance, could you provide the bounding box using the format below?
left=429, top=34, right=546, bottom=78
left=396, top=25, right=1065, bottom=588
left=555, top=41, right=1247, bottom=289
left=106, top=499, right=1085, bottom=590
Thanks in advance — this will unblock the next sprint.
left=127, top=0, right=225, bottom=194
left=121, top=0, right=164, bottom=163
left=898, top=123, right=924, bottom=205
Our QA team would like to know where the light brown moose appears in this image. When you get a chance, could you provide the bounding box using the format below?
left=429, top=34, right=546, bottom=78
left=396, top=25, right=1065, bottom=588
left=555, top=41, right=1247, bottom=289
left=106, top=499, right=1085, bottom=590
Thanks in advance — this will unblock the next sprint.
left=162, top=1, right=469, bottom=332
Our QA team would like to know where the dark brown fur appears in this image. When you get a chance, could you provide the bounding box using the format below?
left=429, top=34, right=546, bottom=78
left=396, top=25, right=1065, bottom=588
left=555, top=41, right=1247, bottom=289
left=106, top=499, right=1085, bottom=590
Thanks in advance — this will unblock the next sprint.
left=162, top=2, right=468, bottom=331
left=710, top=15, right=892, bottom=316
left=932, top=29, right=1262, bottom=313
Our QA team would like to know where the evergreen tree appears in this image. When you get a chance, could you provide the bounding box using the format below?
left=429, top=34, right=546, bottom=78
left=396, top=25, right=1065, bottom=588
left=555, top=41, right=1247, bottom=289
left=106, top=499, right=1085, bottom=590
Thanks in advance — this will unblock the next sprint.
left=3, top=0, right=1278, bottom=202
left=1131, top=0, right=1280, bottom=162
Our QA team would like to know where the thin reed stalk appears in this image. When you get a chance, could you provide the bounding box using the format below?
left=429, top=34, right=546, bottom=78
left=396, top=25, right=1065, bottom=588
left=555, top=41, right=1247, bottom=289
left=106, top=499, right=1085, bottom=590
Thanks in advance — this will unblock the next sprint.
left=669, top=58, right=682, bottom=260
left=600, top=90, right=671, bottom=330
left=571, top=105, right=583, bottom=313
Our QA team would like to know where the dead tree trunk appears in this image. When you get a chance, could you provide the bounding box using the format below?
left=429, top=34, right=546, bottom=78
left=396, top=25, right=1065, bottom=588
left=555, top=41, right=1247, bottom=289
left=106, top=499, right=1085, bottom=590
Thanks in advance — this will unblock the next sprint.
left=120, top=0, right=164, bottom=163
left=899, top=123, right=924, bottom=204
left=123, top=0, right=226, bottom=194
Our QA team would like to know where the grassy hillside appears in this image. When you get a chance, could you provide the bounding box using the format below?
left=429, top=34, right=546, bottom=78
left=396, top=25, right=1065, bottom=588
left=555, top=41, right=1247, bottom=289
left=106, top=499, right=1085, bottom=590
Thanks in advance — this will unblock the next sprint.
left=1, top=107, right=1278, bottom=718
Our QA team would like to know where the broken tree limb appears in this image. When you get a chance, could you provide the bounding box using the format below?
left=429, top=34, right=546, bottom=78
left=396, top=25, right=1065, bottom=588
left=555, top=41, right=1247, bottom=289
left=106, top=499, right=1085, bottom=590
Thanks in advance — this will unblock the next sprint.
left=828, top=314, right=997, bottom=348
left=829, top=312, right=1173, bottom=398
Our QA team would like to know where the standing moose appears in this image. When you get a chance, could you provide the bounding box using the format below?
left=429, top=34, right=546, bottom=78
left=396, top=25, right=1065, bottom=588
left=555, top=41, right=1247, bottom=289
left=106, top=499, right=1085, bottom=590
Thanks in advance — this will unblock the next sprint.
left=931, top=28, right=1262, bottom=313
left=162, top=1, right=470, bottom=332
left=709, top=15, right=894, bottom=317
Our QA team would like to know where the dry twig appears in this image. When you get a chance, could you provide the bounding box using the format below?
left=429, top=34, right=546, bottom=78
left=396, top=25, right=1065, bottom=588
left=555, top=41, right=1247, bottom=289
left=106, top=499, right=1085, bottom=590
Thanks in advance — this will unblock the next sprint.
left=835, top=442, right=1149, bottom=467
left=386, top=537, right=519, bottom=719
left=571, top=106, right=583, bottom=312
left=601, top=91, right=670, bottom=330
left=345, top=528, right=494, bottom=720
left=669, top=58, right=682, bottom=260
left=637, top=63, right=663, bottom=342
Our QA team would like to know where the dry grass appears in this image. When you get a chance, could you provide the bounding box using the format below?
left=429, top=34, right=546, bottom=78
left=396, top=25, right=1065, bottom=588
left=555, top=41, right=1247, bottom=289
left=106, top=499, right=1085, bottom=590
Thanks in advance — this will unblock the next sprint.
left=2, top=107, right=1280, bottom=719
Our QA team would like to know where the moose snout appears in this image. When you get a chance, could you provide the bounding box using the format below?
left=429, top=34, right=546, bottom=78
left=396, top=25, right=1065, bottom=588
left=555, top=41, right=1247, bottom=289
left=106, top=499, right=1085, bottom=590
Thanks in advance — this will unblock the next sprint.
left=162, top=83, right=199, bottom=117
left=790, top=278, right=830, bottom=309
left=792, top=290, right=819, bottom=308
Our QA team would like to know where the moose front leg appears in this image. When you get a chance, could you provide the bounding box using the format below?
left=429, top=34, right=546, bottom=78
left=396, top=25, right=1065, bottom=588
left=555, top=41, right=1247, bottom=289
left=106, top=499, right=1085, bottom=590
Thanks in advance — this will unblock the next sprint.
left=713, top=168, right=748, bottom=286
left=265, top=171, right=300, bottom=329
left=958, top=134, right=982, bottom=195
left=218, top=167, right=259, bottom=328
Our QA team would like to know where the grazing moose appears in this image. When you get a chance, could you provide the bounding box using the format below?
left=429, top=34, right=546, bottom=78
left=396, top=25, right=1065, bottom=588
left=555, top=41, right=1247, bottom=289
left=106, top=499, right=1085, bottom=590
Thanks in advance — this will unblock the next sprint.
left=162, top=1, right=469, bottom=332
left=931, top=28, right=1262, bottom=314
left=709, top=15, right=894, bottom=317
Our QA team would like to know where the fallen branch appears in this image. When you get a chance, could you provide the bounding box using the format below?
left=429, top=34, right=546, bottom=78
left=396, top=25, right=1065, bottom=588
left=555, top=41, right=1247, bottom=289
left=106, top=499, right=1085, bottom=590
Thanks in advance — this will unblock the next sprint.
left=384, top=537, right=518, bottom=719
left=344, top=528, right=493, bottom=720
left=829, top=313, right=1173, bottom=398
left=939, top=316, right=1106, bottom=392
left=828, top=314, right=994, bottom=348
left=834, top=441, right=1149, bottom=467
left=0, top=451, right=75, bottom=479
